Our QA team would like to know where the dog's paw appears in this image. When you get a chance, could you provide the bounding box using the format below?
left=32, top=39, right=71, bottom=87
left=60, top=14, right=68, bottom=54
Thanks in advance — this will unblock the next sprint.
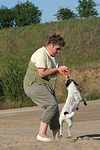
left=84, top=101, right=87, bottom=106
left=67, top=136, right=72, bottom=139
left=59, top=135, right=63, bottom=138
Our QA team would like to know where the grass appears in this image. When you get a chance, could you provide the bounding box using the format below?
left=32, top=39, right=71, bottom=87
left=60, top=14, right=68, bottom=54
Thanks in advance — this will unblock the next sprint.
left=0, top=17, right=100, bottom=73
left=0, top=17, right=100, bottom=109
left=86, top=91, right=100, bottom=101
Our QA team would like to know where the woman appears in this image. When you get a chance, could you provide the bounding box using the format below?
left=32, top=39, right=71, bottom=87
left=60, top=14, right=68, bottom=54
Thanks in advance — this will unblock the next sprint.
left=23, top=34, right=68, bottom=142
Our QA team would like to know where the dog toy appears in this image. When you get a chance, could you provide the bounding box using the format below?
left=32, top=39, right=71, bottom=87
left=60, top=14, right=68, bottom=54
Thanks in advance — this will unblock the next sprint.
left=62, top=69, right=71, bottom=78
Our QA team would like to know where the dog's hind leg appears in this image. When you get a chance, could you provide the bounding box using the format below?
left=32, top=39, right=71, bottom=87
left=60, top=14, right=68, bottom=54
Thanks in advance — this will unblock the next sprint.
left=65, top=111, right=74, bottom=118
left=66, top=117, right=73, bottom=138
left=59, top=116, right=64, bottom=137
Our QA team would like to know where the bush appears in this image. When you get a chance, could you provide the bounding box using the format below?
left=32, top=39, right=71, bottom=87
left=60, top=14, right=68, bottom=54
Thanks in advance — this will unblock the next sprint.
left=1, top=58, right=32, bottom=108
left=86, top=91, right=100, bottom=100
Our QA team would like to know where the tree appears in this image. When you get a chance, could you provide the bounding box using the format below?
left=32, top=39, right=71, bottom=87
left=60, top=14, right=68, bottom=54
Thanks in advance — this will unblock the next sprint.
left=0, top=5, right=14, bottom=29
left=76, top=0, right=99, bottom=18
left=54, top=7, right=76, bottom=21
left=13, top=0, right=42, bottom=26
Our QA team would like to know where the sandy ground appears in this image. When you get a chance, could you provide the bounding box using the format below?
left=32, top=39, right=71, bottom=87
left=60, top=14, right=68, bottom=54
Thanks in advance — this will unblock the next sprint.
left=0, top=100, right=100, bottom=150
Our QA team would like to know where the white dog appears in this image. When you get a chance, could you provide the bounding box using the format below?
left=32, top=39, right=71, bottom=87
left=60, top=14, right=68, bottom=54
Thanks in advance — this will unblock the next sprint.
left=59, top=75, right=87, bottom=138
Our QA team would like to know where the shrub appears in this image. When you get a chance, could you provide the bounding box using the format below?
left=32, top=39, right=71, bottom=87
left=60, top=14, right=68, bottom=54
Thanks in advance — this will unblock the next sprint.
left=1, top=58, right=31, bottom=108
left=86, top=91, right=100, bottom=100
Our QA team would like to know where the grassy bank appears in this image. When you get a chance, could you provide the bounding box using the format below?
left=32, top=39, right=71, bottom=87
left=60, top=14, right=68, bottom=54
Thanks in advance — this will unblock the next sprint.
left=0, top=17, right=100, bottom=109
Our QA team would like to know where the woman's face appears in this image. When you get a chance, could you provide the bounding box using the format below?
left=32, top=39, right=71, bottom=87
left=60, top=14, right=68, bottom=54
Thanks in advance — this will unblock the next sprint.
left=49, top=44, right=61, bottom=56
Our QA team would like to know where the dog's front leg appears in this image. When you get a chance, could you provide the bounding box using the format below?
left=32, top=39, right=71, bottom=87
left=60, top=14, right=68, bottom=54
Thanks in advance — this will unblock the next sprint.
left=76, top=107, right=79, bottom=110
left=66, top=117, right=73, bottom=138
left=82, top=98, right=87, bottom=106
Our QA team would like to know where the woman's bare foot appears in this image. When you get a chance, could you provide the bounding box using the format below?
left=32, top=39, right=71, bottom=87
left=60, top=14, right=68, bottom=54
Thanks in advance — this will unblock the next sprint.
left=52, top=130, right=60, bottom=141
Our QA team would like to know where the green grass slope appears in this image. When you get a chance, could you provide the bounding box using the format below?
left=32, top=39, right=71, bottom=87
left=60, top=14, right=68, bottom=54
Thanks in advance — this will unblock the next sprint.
left=0, top=17, right=100, bottom=75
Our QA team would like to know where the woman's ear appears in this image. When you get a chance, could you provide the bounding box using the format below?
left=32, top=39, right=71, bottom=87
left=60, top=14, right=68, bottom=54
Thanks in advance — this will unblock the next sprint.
left=49, top=43, right=53, bottom=48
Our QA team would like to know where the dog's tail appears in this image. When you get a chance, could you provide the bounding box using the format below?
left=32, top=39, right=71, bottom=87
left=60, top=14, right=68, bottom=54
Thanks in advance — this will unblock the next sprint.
left=64, top=111, right=74, bottom=118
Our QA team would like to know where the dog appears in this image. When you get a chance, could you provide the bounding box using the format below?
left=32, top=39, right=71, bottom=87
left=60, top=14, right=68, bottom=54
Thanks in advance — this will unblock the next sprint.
left=59, top=75, right=87, bottom=138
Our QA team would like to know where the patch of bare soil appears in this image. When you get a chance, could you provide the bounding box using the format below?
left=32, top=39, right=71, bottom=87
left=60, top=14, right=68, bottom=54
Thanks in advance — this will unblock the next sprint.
left=56, top=68, right=100, bottom=98
left=71, top=68, right=100, bottom=96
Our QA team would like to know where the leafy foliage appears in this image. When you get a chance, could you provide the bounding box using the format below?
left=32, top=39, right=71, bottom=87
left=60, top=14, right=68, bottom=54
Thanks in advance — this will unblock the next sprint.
left=0, top=0, right=42, bottom=28
left=13, top=0, right=42, bottom=26
left=54, top=7, right=76, bottom=21
left=0, top=5, right=14, bottom=29
left=76, top=0, right=99, bottom=18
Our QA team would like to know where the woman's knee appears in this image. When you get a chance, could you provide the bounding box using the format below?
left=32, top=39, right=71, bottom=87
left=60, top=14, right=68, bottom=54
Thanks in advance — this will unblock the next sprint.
left=40, top=103, right=59, bottom=124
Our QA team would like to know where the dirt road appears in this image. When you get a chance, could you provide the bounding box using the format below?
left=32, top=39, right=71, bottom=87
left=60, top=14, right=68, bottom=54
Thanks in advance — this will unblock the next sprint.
left=0, top=100, right=100, bottom=150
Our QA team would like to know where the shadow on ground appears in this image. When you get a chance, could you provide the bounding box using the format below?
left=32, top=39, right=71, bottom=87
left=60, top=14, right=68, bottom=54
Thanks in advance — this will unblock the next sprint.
left=75, top=134, right=100, bottom=141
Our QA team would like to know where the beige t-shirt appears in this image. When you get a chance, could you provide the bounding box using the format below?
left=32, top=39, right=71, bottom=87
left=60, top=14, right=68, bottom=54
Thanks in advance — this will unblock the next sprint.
left=24, top=46, right=58, bottom=94
left=31, top=46, right=58, bottom=79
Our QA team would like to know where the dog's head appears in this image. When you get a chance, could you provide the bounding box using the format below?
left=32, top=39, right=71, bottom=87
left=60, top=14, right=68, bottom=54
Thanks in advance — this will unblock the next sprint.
left=65, top=75, right=78, bottom=87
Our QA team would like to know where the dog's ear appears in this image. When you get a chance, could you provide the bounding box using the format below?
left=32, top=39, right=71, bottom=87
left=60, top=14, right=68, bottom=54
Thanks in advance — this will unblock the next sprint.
left=66, top=80, right=71, bottom=87
left=72, top=80, right=78, bottom=86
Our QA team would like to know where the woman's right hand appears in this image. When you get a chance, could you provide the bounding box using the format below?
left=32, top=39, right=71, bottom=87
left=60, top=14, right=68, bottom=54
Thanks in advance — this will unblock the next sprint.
left=58, top=66, right=68, bottom=74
